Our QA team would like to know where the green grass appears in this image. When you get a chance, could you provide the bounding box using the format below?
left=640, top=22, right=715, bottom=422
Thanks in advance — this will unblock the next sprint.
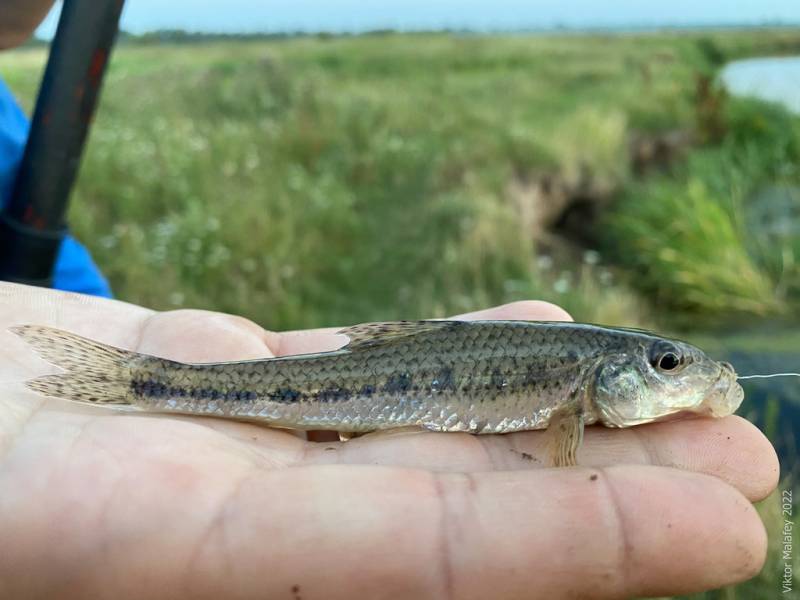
left=605, top=98, right=800, bottom=325
left=2, top=30, right=798, bottom=330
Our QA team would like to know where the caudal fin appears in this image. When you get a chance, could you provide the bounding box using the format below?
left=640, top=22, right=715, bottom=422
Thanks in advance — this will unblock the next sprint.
left=10, top=325, right=137, bottom=406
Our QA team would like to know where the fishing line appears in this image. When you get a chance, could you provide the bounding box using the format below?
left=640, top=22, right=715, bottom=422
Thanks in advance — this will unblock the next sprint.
left=738, top=373, right=800, bottom=380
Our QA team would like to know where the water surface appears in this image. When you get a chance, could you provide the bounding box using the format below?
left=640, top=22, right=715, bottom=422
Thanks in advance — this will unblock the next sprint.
left=721, top=55, right=800, bottom=113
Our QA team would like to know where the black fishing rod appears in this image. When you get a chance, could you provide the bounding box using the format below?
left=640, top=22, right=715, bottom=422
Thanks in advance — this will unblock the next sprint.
left=0, top=0, right=125, bottom=287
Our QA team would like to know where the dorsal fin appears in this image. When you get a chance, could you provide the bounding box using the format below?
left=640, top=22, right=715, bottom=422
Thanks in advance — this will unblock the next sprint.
left=338, top=320, right=459, bottom=350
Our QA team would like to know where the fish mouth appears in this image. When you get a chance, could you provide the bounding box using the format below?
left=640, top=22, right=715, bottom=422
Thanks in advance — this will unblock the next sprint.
left=698, top=361, right=744, bottom=417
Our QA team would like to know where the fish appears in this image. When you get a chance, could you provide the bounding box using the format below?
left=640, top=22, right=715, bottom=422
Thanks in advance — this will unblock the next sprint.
left=9, top=320, right=744, bottom=467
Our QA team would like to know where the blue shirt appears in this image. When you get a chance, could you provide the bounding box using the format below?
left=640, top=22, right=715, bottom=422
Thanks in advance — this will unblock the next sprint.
left=0, top=78, right=111, bottom=297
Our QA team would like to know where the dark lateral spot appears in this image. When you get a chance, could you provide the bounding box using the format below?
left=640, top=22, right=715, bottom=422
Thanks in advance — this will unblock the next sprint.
left=227, top=390, right=256, bottom=402
left=490, top=368, right=506, bottom=390
left=431, top=366, right=455, bottom=392
left=360, top=384, right=376, bottom=397
left=383, top=372, right=412, bottom=394
left=316, top=387, right=352, bottom=403
left=589, top=474, right=598, bottom=481
left=132, top=379, right=176, bottom=399
left=523, top=365, right=541, bottom=386
left=270, top=387, right=302, bottom=403
left=521, top=452, right=533, bottom=461
left=567, top=350, right=579, bottom=362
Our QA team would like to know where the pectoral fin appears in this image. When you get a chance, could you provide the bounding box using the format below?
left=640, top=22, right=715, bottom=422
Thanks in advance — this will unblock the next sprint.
left=548, top=407, right=584, bottom=467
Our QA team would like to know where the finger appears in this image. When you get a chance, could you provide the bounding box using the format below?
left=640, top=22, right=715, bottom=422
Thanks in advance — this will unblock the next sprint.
left=275, top=300, right=573, bottom=357
left=300, top=415, right=777, bottom=502
left=451, top=299, right=573, bottom=321
left=216, top=466, right=764, bottom=600
left=273, top=327, right=347, bottom=356
left=135, top=310, right=276, bottom=362
left=576, top=414, right=779, bottom=502
left=34, top=464, right=763, bottom=599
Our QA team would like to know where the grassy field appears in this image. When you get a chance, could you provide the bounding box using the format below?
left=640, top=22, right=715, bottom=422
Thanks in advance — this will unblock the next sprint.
left=2, top=29, right=800, bottom=599
left=3, top=30, right=800, bottom=331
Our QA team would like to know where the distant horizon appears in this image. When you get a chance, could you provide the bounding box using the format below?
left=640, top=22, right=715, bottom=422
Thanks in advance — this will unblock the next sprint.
left=30, top=22, right=793, bottom=42
left=36, top=0, right=800, bottom=38
left=83, top=22, right=800, bottom=37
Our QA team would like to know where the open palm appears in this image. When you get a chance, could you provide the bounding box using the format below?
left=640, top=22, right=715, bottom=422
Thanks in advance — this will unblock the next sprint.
left=0, top=283, right=778, bottom=599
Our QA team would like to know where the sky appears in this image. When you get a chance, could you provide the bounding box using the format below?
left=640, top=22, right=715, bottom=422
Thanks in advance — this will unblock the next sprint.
left=37, top=0, right=800, bottom=36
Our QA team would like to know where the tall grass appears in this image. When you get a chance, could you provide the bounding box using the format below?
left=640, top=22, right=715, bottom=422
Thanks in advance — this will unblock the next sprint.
left=4, top=31, right=798, bottom=329
left=604, top=98, right=800, bottom=325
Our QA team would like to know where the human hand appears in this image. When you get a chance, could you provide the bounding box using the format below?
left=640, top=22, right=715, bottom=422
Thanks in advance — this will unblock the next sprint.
left=0, top=283, right=778, bottom=599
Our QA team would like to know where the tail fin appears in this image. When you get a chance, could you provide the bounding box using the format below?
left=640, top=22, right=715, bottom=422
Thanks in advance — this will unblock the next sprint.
left=10, top=325, right=137, bottom=406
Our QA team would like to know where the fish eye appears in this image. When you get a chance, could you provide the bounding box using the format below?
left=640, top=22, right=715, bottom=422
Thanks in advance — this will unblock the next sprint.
left=657, top=352, right=680, bottom=371
left=649, top=343, right=685, bottom=373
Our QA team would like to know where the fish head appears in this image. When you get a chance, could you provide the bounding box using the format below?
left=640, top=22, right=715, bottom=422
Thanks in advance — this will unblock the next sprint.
left=593, top=337, right=743, bottom=427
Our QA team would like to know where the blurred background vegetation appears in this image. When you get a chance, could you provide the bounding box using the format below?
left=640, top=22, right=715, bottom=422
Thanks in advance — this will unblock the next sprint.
left=2, top=27, right=799, bottom=599
left=3, top=30, right=799, bottom=330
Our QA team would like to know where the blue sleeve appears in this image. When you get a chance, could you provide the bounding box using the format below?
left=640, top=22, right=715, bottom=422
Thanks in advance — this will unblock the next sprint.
left=0, top=78, right=112, bottom=298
